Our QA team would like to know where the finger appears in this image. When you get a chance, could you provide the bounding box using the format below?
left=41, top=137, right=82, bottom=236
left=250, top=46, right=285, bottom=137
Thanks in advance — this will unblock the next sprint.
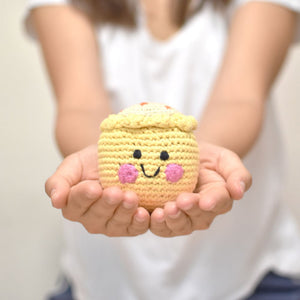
left=82, top=186, right=123, bottom=223
left=61, top=180, right=102, bottom=221
left=164, top=201, right=192, bottom=235
left=177, top=193, right=215, bottom=230
left=128, top=207, right=150, bottom=236
left=176, top=193, right=200, bottom=215
left=45, top=175, right=70, bottom=208
left=150, top=208, right=172, bottom=237
left=45, top=153, right=83, bottom=208
left=217, top=149, right=252, bottom=200
left=198, top=185, right=233, bottom=214
left=176, top=192, right=210, bottom=231
left=226, top=169, right=252, bottom=200
left=106, top=190, right=139, bottom=230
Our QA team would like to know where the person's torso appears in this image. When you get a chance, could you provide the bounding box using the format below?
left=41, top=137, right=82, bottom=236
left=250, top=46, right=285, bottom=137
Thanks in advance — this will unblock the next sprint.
left=62, top=3, right=300, bottom=299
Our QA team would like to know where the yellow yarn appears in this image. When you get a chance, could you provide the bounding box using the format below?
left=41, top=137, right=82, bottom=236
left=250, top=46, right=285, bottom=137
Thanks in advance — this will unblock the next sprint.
left=100, top=102, right=197, bottom=132
left=98, top=102, right=199, bottom=212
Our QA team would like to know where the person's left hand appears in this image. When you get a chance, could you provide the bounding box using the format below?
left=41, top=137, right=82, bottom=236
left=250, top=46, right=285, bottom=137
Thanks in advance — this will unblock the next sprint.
left=150, top=142, right=252, bottom=237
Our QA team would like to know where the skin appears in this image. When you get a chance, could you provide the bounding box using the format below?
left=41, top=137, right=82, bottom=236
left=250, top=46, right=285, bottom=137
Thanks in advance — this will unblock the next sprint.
left=33, top=1, right=297, bottom=237
left=140, top=0, right=180, bottom=40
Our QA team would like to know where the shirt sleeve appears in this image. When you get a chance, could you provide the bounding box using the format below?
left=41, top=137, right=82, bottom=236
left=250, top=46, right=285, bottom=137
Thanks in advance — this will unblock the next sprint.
left=228, top=0, right=300, bottom=43
left=24, top=0, right=71, bottom=39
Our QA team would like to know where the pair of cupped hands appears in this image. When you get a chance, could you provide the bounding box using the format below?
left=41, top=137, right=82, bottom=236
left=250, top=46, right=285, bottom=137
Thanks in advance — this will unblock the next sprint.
left=45, top=143, right=251, bottom=237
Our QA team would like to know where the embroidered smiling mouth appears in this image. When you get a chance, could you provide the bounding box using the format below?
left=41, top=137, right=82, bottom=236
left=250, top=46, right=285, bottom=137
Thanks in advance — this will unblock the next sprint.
left=140, top=164, right=160, bottom=178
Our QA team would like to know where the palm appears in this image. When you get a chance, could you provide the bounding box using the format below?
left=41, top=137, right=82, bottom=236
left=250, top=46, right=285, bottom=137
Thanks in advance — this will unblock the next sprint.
left=194, top=144, right=230, bottom=206
left=45, top=144, right=150, bottom=236
left=150, top=142, right=251, bottom=237
left=46, top=143, right=250, bottom=237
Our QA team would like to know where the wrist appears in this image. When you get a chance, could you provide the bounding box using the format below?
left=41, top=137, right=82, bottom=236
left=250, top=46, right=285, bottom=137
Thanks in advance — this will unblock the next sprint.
left=55, top=108, right=105, bottom=156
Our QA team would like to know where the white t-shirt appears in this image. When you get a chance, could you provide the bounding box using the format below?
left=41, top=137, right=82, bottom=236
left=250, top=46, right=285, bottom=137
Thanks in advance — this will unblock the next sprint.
left=25, top=1, right=300, bottom=299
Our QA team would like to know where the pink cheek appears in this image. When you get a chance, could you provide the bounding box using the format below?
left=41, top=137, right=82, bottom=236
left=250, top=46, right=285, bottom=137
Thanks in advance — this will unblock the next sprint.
left=165, top=164, right=184, bottom=183
left=118, top=164, right=139, bottom=184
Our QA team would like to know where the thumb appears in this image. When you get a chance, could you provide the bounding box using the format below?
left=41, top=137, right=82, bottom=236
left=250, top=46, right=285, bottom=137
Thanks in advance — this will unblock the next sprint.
left=45, top=176, right=71, bottom=209
left=218, top=149, right=252, bottom=200
left=45, top=153, right=83, bottom=208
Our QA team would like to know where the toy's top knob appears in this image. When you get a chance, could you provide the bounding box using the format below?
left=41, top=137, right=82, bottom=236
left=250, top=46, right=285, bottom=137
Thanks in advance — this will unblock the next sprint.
left=119, top=102, right=177, bottom=116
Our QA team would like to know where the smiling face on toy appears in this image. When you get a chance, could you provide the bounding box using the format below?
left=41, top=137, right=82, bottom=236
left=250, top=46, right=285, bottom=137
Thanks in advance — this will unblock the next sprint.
left=98, top=103, right=199, bottom=211
left=118, top=138, right=184, bottom=184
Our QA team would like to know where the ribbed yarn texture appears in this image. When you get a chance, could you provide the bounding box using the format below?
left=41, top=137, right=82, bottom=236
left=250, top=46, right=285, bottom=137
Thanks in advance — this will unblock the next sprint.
left=98, top=102, right=199, bottom=211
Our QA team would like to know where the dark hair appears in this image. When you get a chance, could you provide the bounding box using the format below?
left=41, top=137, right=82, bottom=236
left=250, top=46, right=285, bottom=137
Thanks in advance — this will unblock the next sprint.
left=74, top=0, right=231, bottom=28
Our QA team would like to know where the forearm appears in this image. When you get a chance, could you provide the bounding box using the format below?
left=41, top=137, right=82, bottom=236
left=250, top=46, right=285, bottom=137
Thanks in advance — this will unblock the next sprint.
left=196, top=2, right=296, bottom=158
left=197, top=98, right=264, bottom=158
left=31, top=6, right=111, bottom=156
left=55, top=106, right=107, bottom=157
left=55, top=94, right=111, bottom=157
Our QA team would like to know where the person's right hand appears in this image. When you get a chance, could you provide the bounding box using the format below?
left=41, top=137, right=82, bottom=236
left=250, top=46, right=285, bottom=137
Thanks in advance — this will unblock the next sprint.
left=45, top=145, right=150, bottom=237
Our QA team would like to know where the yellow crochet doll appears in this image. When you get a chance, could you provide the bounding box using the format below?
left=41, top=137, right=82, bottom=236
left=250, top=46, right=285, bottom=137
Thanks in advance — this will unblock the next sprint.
left=98, top=102, right=199, bottom=212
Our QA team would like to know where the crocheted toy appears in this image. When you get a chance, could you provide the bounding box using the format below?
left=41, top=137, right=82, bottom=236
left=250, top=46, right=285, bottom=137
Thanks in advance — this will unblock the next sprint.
left=98, top=102, right=199, bottom=212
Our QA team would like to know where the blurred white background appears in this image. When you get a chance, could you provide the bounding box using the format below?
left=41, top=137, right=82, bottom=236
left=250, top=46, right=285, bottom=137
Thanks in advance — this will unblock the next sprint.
left=1, top=2, right=299, bottom=299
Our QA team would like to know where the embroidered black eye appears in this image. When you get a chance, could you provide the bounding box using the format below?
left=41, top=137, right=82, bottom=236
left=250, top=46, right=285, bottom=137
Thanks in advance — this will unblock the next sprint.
left=160, top=151, right=169, bottom=161
left=133, top=149, right=142, bottom=159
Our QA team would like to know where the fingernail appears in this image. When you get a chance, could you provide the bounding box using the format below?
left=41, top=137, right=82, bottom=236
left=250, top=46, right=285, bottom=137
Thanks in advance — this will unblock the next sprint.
left=123, top=201, right=135, bottom=209
left=168, top=210, right=181, bottom=219
left=50, top=189, right=57, bottom=200
left=204, top=200, right=216, bottom=211
left=154, top=209, right=165, bottom=223
left=182, top=203, right=193, bottom=211
left=240, top=181, right=246, bottom=193
left=105, top=197, right=118, bottom=205
left=155, top=216, right=165, bottom=223
left=134, top=213, right=145, bottom=223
